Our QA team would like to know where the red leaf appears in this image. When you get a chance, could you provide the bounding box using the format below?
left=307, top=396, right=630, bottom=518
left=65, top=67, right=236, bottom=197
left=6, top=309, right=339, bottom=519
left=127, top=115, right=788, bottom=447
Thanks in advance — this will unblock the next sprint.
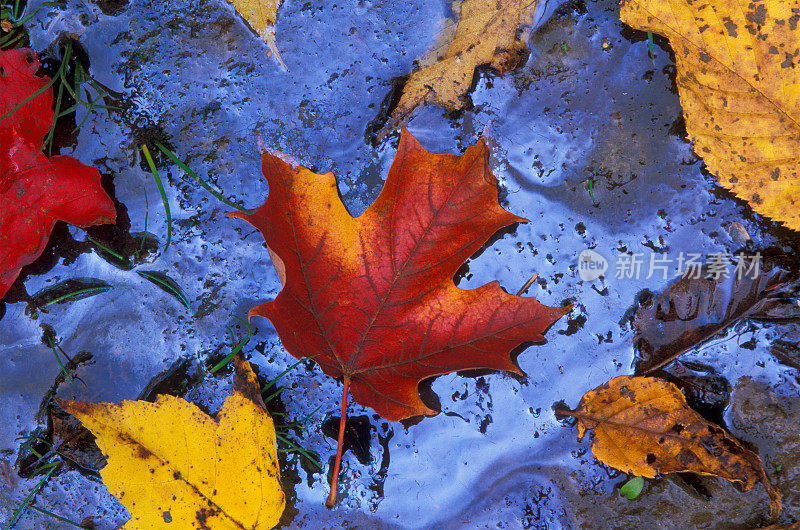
left=231, top=129, right=568, bottom=503
left=0, top=49, right=116, bottom=298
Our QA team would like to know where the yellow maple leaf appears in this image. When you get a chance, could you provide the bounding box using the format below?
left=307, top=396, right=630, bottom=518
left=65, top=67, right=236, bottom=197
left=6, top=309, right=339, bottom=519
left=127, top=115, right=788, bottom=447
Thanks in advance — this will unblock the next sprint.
left=379, top=0, right=539, bottom=139
left=227, top=0, right=287, bottom=69
left=621, top=0, right=800, bottom=231
left=58, top=355, right=284, bottom=529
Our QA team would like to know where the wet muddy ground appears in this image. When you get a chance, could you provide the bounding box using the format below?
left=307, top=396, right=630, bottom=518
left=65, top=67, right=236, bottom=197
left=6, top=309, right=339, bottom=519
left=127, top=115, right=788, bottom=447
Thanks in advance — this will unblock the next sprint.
left=1, top=0, right=799, bottom=528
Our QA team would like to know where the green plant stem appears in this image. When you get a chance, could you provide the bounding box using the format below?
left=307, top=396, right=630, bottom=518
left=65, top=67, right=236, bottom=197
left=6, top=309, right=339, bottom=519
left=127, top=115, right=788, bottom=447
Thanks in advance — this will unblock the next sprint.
left=29, top=506, right=89, bottom=529
left=153, top=141, right=253, bottom=214
left=209, top=318, right=252, bottom=374
left=3, top=462, right=59, bottom=530
left=141, top=144, right=171, bottom=251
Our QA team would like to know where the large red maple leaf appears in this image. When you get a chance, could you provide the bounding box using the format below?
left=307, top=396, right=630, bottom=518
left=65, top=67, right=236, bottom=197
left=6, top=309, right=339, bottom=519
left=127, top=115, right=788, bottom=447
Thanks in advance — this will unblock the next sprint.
left=0, top=49, right=115, bottom=299
left=231, top=129, right=568, bottom=504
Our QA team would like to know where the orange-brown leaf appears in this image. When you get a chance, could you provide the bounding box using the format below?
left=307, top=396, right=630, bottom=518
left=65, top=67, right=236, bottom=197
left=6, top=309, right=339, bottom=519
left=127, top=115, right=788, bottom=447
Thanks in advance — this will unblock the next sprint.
left=230, top=128, right=568, bottom=422
left=563, top=375, right=781, bottom=521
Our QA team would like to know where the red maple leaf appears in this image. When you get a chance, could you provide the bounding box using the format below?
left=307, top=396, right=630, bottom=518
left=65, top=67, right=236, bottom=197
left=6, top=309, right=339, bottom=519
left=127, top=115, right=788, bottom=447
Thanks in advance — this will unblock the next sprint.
left=0, top=49, right=116, bottom=298
left=231, top=129, right=568, bottom=504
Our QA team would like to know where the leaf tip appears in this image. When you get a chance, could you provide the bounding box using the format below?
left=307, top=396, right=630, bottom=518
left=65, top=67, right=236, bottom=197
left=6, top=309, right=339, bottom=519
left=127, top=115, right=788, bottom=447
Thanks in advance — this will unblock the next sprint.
left=56, top=397, right=92, bottom=419
left=232, top=354, right=267, bottom=410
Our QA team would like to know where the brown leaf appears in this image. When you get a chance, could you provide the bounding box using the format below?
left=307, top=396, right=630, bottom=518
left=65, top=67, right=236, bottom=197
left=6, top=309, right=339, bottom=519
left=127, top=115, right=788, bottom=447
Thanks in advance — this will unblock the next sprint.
left=559, top=375, right=781, bottom=521
left=51, top=405, right=107, bottom=472
left=633, top=256, right=799, bottom=375
left=377, top=0, right=539, bottom=139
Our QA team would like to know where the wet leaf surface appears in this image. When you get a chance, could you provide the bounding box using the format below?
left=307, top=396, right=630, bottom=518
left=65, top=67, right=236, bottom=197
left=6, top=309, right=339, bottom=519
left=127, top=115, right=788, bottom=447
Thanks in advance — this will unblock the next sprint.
left=633, top=256, right=800, bottom=375
left=558, top=375, right=781, bottom=521
left=377, top=0, right=542, bottom=139
left=232, top=128, right=568, bottom=503
left=2, top=0, right=800, bottom=526
left=0, top=49, right=116, bottom=299
left=621, top=0, right=800, bottom=230
left=59, top=355, right=285, bottom=529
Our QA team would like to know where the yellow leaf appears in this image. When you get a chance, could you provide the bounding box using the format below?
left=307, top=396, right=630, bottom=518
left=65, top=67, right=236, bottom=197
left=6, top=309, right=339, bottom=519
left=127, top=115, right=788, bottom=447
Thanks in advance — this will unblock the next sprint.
left=228, top=0, right=286, bottom=69
left=621, top=0, right=800, bottom=231
left=379, top=0, right=539, bottom=138
left=58, top=355, right=285, bottom=529
left=561, top=375, right=781, bottom=521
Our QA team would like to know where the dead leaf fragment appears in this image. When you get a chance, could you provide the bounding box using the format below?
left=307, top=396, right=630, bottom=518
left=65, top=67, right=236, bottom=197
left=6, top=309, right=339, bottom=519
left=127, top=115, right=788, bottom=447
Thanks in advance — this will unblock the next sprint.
left=59, top=355, right=284, bottom=529
left=560, top=375, right=781, bottom=521
left=620, top=0, right=800, bottom=230
left=633, top=257, right=798, bottom=374
left=379, top=0, right=539, bottom=138
left=227, top=0, right=286, bottom=69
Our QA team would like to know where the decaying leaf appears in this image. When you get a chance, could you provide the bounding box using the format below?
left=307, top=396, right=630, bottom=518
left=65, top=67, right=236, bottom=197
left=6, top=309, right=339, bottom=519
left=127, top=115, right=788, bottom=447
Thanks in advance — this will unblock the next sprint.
left=378, top=0, right=539, bottom=139
left=227, top=0, right=286, bottom=69
left=231, top=128, right=568, bottom=503
left=559, top=375, right=781, bottom=521
left=50, top=404, right=107, bottom=472
left=58, top=355, right=285, bottom=529
left=633, top=257, right=800, bottom=374
left=0, top=49, right=116, bottom=299
left=620, top=0, right=800, bottom=230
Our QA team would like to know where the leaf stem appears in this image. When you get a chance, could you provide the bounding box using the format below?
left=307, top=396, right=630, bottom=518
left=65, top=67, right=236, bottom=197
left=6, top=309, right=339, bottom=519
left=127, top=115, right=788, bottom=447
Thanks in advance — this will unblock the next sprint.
left=515, top=273, right=539, bottom=296
left=326, top=376, right=350, bottom=507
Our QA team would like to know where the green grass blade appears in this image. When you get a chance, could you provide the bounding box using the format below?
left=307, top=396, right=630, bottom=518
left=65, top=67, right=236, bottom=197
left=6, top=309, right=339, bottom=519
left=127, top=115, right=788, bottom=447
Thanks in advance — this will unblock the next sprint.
left=141, top=144, right=171, bottom=251
left=262, top=356, right=313, bottom=393
left=0, top=31, right=25, bottom=49
left=46, top=341, right=72, bottom=383
left=28, top=506, right=89, bottom=529
left=209, top=318, right=252, bottom=374
left=19, top=443, right=42, bottom=459
left=136, top=270, right=191, bottom=311
left=153, top=141, right=253, bottom=214
left=647, top=32, right=656, bottom=66
left=16, top=2, right=63, bottom=24
left=0, top=72, right=57, bottom=120
left=85, top=235, right=127, bottom=263
left=43, top=286, right=113, bottom=306
left=43, top=79, right=64, bottom=155
left=275, top=434, right=321, bottom=469
left=31, top=279, right=113, bottom=308
left=3, top=463, right=58, bottom=529
left=281, top=405, right=321, bottom=428
left=262, top=387, right=284, bottom=403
